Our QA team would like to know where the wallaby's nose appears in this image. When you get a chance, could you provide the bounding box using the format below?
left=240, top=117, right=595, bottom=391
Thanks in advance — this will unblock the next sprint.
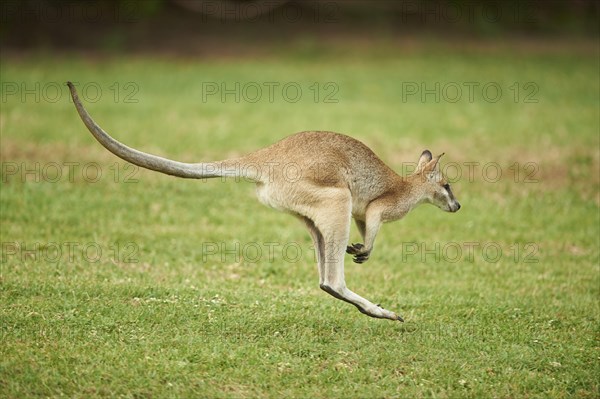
left=455, top=202, right=461, bottom=212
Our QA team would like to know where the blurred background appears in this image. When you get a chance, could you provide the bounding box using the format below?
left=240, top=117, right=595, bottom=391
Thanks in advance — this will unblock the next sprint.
left=2, top=0, right=598, bottom=55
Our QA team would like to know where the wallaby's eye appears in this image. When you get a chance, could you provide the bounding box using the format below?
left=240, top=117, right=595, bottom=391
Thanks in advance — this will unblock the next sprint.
left=443, top=183, right=450, bottom=191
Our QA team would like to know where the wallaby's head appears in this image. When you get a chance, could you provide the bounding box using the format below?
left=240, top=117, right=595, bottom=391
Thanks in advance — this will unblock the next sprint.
left=410, top=150, right=461, bottom=213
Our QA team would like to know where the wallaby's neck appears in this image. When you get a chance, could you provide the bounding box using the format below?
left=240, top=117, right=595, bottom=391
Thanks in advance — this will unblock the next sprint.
left=384, top=175, right=427, bottom=222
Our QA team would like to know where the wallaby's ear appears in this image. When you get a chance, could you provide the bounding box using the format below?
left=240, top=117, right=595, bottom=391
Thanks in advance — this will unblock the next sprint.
left=423, top=153, right=445, bottom=174
left=414, top=150, right=433, bottom=174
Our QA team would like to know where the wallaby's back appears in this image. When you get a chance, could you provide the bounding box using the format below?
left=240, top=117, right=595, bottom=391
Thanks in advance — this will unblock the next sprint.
left=243, top=131, right=400, bottom=195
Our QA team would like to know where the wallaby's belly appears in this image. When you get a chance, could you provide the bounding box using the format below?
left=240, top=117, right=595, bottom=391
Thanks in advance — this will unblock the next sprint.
left=255, top=182, right=286, bottom=211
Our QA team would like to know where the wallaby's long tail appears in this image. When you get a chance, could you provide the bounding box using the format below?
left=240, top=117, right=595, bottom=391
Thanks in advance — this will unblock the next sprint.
left=67, top=81, right=238, bottom=180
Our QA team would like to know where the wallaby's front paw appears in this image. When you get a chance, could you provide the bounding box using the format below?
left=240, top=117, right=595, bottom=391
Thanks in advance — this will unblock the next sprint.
left=346, top=243, right=371, bottom=264
left=346, top=243, right=364, bottom=254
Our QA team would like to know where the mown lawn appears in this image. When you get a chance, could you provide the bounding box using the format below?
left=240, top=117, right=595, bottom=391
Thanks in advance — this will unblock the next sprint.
left=1, top=41, right=598, bottom=398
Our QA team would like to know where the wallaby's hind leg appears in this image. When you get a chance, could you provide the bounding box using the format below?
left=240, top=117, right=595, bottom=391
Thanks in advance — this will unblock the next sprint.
left=309, top=191, right=403, bottom=321
left=300, top=216, right=325, bottom=277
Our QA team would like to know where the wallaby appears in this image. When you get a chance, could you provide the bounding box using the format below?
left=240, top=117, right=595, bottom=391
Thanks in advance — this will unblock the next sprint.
left=67, top=82, right=460, bottom=321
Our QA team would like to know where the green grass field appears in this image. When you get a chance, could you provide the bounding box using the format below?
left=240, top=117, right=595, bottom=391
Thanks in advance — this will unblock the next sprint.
left=1, top=41, right=599, bottom=398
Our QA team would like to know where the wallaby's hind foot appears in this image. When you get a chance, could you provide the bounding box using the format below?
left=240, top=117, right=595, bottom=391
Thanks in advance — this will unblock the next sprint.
left=358, top=303, right=404, bottom=321
left=320, top=284, right=403, bottom=321
left=346, top=243, right=371, bottom=264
